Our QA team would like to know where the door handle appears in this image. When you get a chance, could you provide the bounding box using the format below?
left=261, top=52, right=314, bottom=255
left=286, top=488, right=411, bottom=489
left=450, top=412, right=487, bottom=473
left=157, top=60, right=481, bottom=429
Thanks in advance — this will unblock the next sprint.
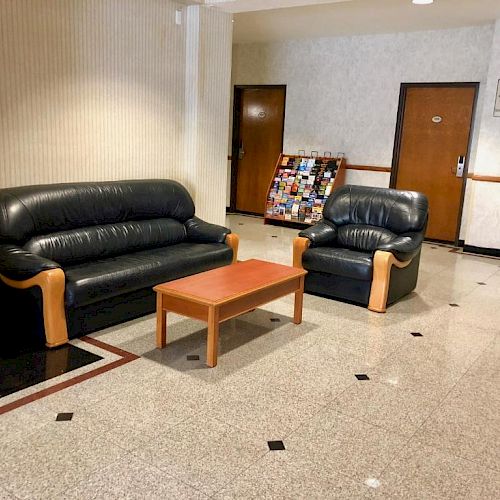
left=454, top=155, right=465, bottom=177
left=238, top=139, right=245, bottom=160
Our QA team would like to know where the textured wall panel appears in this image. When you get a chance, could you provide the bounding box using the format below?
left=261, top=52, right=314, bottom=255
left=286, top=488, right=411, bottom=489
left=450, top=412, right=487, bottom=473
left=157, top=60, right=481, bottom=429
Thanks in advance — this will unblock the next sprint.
left=0, top=0, right=186, bottom=184
left=232, top=25, right=493, bottom=167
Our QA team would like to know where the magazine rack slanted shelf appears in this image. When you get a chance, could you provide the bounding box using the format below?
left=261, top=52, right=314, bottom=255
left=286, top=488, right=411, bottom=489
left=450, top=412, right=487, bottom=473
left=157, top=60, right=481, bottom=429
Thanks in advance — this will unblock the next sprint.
left=264, top=153, right=346, bottom=227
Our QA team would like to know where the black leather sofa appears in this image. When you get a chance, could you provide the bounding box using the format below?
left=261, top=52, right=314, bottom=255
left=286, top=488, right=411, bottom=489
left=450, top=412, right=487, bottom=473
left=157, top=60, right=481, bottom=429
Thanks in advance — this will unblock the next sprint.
left=0, top=180, right=238, bottom=349
left=293, top=184, right=428, bottom=312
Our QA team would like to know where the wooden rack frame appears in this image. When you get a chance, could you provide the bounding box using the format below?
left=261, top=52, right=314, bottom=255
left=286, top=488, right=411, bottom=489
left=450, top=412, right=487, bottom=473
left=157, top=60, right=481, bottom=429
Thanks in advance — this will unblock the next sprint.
left=264, top=153, right=346, bottom=228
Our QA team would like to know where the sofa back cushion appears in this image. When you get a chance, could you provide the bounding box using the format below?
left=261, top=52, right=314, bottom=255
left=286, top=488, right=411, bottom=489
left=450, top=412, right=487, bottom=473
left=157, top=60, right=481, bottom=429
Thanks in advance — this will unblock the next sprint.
left=23, top=219, right=186, bottom=265
left=0, top=179, right=195, bottom=244
left=323, top=185, right=428, bottom=235
left=337, top=224, right=397, bottom=253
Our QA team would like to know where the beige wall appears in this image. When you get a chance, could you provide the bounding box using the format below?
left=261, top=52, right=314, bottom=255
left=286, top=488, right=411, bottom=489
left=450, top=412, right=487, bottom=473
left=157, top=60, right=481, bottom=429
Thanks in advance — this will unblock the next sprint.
left=0, top=0, right=232, bottom=225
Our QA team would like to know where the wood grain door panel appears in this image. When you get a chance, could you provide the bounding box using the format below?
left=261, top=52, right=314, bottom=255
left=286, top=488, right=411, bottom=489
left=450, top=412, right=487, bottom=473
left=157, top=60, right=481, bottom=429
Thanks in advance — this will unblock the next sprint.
left=395, top=86, right=476, bottom=242
left=235, top=88, right=285, bottom=214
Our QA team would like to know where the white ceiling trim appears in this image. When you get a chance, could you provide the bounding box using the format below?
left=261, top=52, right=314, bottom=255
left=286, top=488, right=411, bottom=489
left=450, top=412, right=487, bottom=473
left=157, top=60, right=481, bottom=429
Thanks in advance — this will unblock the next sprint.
left=204, top=0, right=352, bottom=14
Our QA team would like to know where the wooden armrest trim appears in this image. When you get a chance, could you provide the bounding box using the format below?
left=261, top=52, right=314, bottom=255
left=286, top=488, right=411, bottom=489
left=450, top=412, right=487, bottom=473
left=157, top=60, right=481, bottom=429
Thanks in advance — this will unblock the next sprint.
left=368, top=250, right=412, bottom=313
left=0, top=269, right=69, bottom=348
left=225, top=233, right=239, bottom=264
left=293, top=237, right=310, bottom=269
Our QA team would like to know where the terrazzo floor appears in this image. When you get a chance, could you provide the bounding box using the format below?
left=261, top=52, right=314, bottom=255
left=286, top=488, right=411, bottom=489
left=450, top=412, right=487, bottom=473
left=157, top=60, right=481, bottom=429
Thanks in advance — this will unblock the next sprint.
left=0, top=214, right=499, bottom=499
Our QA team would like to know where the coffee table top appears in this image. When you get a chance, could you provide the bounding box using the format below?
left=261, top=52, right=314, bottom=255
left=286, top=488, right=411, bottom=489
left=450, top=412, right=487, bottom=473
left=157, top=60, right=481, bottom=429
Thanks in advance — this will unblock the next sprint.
left=154, top=259, right=306, bottom=305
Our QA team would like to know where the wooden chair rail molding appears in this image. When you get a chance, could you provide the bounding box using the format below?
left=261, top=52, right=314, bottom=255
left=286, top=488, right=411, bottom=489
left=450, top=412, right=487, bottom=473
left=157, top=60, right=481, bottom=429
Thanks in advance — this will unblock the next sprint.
left=0, top=269, right=69, bottom=348
left=345, top=164, right=392, bottom=173
left=467, top=174, right=500, bottom=183
left=368, top=250, right=412, bottom=313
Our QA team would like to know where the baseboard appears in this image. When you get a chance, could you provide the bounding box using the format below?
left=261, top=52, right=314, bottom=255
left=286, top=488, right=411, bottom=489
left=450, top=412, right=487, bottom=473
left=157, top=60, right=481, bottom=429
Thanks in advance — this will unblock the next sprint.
left=463, top=245, right=500, bottom=257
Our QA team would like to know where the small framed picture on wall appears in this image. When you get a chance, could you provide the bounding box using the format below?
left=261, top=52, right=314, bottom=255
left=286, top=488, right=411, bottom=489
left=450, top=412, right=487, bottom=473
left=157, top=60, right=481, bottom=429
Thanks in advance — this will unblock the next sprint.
left=494, top=79, right=500, bottom=117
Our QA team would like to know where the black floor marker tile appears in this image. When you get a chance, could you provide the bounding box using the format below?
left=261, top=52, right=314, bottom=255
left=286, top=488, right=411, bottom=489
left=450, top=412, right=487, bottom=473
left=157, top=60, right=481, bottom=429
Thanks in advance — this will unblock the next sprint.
left=477, top=282, right=487, bottom=285
left=410, top=332, right=423, bottom=337
left=56, top=413, right=73, bottom=422
left=187, top=355, right=200, bottom=361
left=355, top=374, right=370, bottom=381
left=270, top=318, right=281, bottom=323
left=238, top=223, right=244, bottom=226
left=268, top=440, right=285, bottom=451
left=271, top=235, right=278, bottom=238
left=449, top=303, right=460, bottom=307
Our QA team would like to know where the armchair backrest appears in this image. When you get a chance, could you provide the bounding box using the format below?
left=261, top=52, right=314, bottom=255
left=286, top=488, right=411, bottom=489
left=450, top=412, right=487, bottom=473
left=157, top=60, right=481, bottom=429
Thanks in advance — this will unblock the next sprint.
left=323, top=185, right=428, bottom=234
left=322, top=185, right=428, bottom=253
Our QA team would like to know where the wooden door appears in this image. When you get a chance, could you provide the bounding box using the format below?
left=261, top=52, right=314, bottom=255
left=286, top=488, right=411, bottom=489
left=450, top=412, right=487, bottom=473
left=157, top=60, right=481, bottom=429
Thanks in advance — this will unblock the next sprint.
left=393, top=85, right=476, bottom=242
left=233, top=87, right=285, bottom=214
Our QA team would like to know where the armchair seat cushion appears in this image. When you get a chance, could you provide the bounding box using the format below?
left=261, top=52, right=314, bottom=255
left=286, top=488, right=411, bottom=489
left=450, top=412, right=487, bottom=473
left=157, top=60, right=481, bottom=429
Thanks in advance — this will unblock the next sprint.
left=65, top=242, right=232, bottom=308
left=302, top=247, right=373, bottom=282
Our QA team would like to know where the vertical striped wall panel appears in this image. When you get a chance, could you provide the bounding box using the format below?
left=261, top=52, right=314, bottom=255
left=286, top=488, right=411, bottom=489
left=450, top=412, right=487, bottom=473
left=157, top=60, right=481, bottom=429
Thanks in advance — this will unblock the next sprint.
left=184, top=5, right=233, bottom=225
left=0, top=1, right=186, bottom=189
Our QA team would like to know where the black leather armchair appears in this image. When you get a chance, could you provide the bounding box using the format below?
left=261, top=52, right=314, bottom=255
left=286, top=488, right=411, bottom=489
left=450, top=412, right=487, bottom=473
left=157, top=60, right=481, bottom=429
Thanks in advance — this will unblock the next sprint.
left=293, top=185, right=428, bottom=312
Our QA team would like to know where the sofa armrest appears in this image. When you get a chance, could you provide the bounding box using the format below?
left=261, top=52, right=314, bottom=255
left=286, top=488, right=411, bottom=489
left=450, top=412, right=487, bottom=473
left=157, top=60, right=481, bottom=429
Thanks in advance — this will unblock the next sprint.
left=0, top=244, right=61, bottom=281
left=0, top=245, right=68, bottom=348
left=376, top=232, right=424, bottom=261
left=298, top=220, right=337, bottom=247
left=185, top=217, right=231, bottom=244
left=225, top=233, right=239, bottom=264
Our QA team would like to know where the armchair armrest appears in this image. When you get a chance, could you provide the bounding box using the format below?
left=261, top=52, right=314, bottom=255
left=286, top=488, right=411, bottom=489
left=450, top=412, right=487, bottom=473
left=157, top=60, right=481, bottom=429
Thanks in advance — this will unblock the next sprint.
left=298, top=220, right=338, bottom=247
left=185, top=216, right=231, bottom=244
left=293, top=237, right=310, bottom=269
left=376, top=232, right=424, bottom=262
left=368, top=250, right=413, bottom=313
left=0, top=244, right=61, bottom=281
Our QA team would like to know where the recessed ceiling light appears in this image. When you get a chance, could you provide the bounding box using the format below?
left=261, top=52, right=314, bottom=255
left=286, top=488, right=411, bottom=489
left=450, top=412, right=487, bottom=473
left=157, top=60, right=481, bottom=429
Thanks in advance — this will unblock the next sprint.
left=412, top=0, right=433, bottom=4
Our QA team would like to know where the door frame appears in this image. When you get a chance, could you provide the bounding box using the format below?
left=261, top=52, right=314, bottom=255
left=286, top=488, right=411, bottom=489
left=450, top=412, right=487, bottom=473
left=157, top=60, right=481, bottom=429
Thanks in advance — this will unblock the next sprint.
left=390, top=82, right=479, bottom=245
left=230, top=85, right=287, bottom=213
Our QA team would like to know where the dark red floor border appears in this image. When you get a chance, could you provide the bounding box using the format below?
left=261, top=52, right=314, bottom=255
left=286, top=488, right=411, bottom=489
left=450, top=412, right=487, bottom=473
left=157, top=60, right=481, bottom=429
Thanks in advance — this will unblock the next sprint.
left=0, top=336, right=139, bottom=416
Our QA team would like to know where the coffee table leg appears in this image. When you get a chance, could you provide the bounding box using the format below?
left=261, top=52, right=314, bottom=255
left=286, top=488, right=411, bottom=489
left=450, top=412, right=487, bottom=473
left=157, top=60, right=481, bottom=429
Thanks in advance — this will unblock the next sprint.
left=207, top=306, right=220, bottom=368
left=156, top=292, right=167, bottom=348
left=294, top=276, right=304, bottom=325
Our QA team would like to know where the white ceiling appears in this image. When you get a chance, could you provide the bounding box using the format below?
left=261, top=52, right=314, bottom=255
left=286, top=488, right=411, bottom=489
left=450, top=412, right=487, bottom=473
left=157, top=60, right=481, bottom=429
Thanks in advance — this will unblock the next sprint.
left=217, top=0, right=500, bottom=44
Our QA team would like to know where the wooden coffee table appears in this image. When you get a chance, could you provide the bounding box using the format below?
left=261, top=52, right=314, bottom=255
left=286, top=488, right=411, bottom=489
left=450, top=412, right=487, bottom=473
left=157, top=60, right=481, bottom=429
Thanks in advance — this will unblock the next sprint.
left=153, top=259, right=307, bottom=367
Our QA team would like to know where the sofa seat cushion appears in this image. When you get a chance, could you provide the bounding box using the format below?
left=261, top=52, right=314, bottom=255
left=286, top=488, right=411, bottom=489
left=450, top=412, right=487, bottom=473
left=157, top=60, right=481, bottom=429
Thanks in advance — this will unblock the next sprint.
left=64, top=242, right=233, bottom=308
left=302, top=247, right=373, bottom=282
